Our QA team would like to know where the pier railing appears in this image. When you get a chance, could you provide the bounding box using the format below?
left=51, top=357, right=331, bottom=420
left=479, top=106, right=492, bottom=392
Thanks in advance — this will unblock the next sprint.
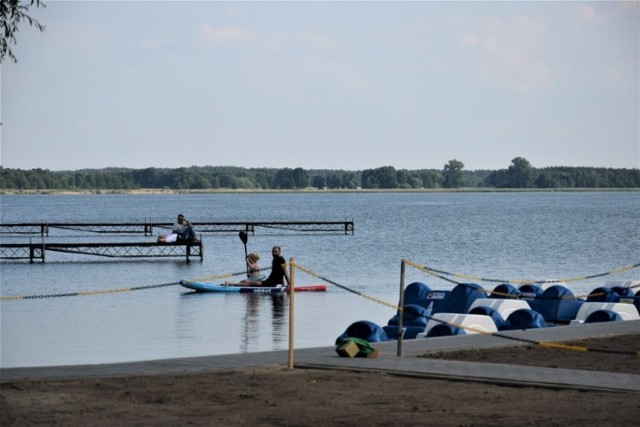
left=0, top=220, right=354, bottom=236
left=0, top=220, right=353, bottom=262
left=0, top=240, right=203, bottom=263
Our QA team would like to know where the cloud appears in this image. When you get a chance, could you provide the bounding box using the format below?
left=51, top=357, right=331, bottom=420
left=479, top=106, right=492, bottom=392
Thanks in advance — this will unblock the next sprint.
left=194, top=23, right=284, bottom=51
left=304, top=58, right=372, bottom=92
left=482, top=36, right=497, bottom=53
left=460, top=32, right=479, bottom=48
left=458, top=14, right=551, bottom=92
left=604, top=60, right=638, bottom=89
left=224, top=6, right=239, bottom=18
left=138, top=37, right=176, bottom=49
left=265, top=35, right=283, bottom=51
left=481, top=44, right=551, bottom=92
left=196, top=24, right=253, bottom=46
left=613, top=1, right=640, bottom=16
left=52, top=23, right=104, bottom=53
left=577, top=4, right=596, bottom=23
left=189, top=21, right=367, bottom=93
left=298, top=31, right=341, bottom=51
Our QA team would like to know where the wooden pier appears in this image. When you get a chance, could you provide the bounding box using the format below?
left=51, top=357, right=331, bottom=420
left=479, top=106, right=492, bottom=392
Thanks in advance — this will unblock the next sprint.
left=0, top=240, right=203, bottom=263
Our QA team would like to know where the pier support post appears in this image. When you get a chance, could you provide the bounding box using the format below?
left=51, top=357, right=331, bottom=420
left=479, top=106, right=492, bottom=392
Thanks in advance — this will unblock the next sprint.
left=144, top=220, right=153, bottom=236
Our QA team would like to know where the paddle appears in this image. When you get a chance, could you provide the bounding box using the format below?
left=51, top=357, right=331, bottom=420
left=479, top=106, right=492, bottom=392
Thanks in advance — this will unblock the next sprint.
left=239, top=231, right=249, bottom=278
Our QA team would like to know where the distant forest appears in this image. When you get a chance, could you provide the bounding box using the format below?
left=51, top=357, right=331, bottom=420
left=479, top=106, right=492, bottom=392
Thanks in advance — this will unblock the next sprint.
left=1, top=158, right=638, bottom=191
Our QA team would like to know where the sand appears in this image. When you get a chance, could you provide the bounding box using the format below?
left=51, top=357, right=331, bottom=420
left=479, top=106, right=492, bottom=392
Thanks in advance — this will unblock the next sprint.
left=2, top=334, right=639, bottom=426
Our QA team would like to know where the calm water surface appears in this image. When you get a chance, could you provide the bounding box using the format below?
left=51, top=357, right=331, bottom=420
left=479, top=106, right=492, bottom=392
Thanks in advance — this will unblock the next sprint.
left=1, top=192, right=639, bottom=367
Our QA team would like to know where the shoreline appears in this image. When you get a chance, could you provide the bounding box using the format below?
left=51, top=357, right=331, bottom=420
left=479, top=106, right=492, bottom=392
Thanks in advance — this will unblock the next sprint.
left=1, top=187, right=638, bottom=195
left=4, top=320, right=638, bottom=382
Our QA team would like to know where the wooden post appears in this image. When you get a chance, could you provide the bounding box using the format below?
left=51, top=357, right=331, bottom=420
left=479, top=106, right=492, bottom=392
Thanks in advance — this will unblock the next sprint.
left=288, top=257, right=295, bottom=369
left=397, top=259, right=406, bottom=357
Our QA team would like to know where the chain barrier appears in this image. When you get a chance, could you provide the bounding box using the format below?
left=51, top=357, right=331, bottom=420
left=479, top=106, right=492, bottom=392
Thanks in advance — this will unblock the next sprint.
left=405, top=260, right=640, bottom=300
left=292, top=262, right=640, bottom=357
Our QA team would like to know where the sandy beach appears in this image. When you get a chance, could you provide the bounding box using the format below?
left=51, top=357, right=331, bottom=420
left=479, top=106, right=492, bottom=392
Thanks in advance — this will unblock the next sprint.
left=2, top=333, right=638, bottom=426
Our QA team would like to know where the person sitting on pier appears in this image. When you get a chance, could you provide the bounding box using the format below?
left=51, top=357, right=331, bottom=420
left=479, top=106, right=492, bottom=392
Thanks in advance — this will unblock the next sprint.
left=157, top=233, right=178, bottom=243
left=172, top=214, right=198, bottom=242
left=225, top=246, right=289, bottom=287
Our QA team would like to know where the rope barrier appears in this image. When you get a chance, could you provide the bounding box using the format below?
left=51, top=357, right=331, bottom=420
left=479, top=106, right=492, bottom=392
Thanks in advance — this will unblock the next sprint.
left=405, top=260, right=640, bottom=300
left=186, top=269, right=263, bottom=284
left=0, top=268, right=270, bottom=300
left=2, top=259, right=637, bottom=357
left=293, top=263, right=398, bottom=310
left=0, top=282, right=180, bottom=300
left=292, top=262, right=640, bottom=358
left=416, top=261, right=640, bottom=286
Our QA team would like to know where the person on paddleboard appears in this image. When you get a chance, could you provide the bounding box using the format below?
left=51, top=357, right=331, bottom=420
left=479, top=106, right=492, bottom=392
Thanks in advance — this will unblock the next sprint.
left=247, top=253, right=266, bottom=281
left=262, top=246, right=290, bottom=287
left=225, top=246, right=290, bottom=287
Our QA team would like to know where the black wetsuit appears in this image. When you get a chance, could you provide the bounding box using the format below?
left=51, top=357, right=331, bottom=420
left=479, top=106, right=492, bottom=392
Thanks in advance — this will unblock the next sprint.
left=262, top=255, right=287, bottom=287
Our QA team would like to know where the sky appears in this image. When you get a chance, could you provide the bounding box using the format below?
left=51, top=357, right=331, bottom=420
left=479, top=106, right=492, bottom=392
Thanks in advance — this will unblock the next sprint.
left=1, top=1, right=639, bottom=172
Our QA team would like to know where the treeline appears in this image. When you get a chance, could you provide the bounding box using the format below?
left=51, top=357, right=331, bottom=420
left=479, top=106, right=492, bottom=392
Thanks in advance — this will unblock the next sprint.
left=485, top=158, right=640, bottom=189
left=1, top=158, right=638, bottom=190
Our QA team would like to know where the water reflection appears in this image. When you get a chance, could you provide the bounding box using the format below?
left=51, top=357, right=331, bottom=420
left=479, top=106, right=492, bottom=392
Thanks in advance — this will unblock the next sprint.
left=240, top=294, right=287, bottom=353
left=240, top=294, right=259, bottom=353
left=269, top=294, right=286, bottom=348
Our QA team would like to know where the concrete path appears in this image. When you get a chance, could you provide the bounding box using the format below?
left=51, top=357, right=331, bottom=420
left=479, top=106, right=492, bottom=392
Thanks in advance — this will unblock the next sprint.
left=2, top=320, right=639, bottom=393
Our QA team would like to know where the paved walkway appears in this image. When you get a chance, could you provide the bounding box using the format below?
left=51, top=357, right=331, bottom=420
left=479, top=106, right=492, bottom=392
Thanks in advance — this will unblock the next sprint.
left=2, top=320, right=639, bottom=393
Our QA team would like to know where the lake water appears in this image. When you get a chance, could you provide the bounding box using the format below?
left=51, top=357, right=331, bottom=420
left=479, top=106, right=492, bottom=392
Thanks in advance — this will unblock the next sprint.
left=1, top=191, right=639, bottom=368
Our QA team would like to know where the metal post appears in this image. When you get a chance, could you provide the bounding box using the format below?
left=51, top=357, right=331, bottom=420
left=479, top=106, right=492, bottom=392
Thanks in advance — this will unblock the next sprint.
left=397, top=259, right=406, bottom=357
left=288, top=257, right=295, bottom=369
left=144, top=220, right=153, bottom=236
